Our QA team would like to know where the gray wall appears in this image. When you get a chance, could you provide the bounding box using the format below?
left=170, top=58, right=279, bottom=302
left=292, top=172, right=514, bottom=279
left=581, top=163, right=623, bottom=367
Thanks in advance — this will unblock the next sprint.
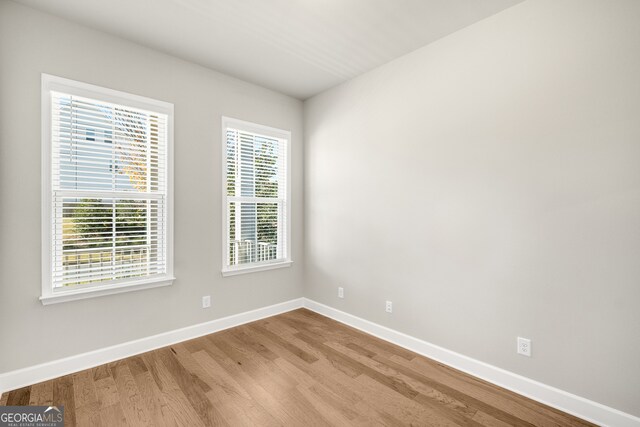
left=304, top=0, right=640, bottom=417
left=0, top=0, right=303, bottom=373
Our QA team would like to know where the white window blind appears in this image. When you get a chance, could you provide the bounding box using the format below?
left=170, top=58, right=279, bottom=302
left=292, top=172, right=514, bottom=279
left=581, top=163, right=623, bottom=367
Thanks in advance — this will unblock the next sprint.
left=43, top=75, right=173, bottom=300
left=223, top=118, right=290, bottom=274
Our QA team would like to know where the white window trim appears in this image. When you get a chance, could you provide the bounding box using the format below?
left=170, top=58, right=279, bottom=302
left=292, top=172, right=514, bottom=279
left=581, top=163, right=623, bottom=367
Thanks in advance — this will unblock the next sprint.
left=221, top=116, right=292, bottom=277
left=40, top=74, right=175, bottom=304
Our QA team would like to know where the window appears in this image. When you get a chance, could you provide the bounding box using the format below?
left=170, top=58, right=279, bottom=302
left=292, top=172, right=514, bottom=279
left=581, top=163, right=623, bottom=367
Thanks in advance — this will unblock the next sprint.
left=222, top=117, right=291, bottom=275
left=41, top=74, right=174, bottom=304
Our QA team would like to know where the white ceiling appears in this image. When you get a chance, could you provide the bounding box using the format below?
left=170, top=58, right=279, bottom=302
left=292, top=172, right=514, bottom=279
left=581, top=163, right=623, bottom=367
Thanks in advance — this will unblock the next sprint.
left=15, top=0, right=522, bottom=99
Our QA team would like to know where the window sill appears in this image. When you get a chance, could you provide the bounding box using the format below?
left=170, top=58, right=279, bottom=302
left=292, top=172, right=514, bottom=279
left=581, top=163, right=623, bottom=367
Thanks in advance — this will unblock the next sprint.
left=222, top=260, right=292, bottom=277
left=40, top=275, right=175, bottom=305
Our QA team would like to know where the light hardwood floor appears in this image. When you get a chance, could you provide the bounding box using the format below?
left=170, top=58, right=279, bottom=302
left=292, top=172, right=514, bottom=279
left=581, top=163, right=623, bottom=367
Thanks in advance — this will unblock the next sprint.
left=0, top=309, right=595, bottom=426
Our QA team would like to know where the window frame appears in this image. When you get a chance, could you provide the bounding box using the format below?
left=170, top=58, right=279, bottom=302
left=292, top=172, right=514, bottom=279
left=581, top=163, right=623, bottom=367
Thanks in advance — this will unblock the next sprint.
left=40, top=74, right=175, bottom=305
left=221, top=116, right=292, bottom=276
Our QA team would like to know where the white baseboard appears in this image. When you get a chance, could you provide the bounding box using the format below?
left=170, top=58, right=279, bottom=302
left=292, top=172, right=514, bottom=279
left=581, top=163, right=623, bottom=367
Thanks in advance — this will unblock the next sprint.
left=302, top=298, right=640, bottom=427
left=2, top=296, right=637, bottom=427
left=0, top=297, right=304, bottom=394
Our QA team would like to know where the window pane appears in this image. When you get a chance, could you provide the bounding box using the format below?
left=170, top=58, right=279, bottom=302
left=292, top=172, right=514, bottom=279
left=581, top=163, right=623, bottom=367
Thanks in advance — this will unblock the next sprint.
left=225, top=130, right=284, bottom=199
left=54, top=197, right=164, bottom=287
left=227, top=201, right=282, bottom=265
left=53, top=94, right=166, bottom=193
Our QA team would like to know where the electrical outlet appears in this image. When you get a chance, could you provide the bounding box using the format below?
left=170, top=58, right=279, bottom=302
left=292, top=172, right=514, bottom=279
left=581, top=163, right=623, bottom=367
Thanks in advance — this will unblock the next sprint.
left=338, top=287, right=344, bottom=298
left=385, top=301, right=393, bottom=313
left=202, top=295, right=211, bottom=309
left=517, top=337, right=531, bottom=357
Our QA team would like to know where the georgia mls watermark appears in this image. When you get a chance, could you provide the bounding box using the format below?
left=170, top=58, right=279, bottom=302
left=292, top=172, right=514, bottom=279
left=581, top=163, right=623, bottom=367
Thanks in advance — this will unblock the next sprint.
left=0, top=406, right=64, bottom=427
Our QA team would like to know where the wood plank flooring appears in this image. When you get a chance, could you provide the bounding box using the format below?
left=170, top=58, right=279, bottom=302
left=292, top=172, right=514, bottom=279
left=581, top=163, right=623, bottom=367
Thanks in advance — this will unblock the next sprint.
left=0, top=309, right=595, bottom=426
